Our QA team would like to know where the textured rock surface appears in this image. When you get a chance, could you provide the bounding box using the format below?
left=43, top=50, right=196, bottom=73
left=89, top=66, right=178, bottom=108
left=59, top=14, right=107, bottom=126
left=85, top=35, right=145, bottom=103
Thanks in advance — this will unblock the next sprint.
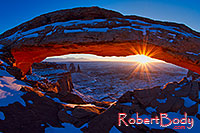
left=0, top=86, right=64, bottom=133
left=69, top=63, right=76, bottom=73
left=0, top=7, right=199, bottom=74
left=57, top=72, right=74, bottom=94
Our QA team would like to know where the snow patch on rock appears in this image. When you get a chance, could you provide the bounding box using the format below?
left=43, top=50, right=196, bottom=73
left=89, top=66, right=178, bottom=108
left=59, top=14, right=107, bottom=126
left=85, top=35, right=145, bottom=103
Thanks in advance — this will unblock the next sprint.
left=45, top=123, right=81, bottom=133
left=5, top=18, right=199, bottom=42
left=0, top=111, right=5, bottom=120
left=156, top=97, right=167, bottom=103
left=66, top=110, right=72, bottom=115
left=186, top=52, right=200, bottom=56
left=27, top=100, right=33, bottom=104
left=0, top=69, right=29, bottom=106
left=182, top=97, right=196, bottom=108
left=146, top=107, right=157, bottom=113
left=0, top=44, right=4, bottom=49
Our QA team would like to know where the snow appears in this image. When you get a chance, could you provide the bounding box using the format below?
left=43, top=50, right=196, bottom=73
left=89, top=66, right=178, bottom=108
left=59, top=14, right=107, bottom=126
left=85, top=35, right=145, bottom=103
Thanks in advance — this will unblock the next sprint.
left=156, top=98, right=167, bottom=103
left=4, top=19, right=107, bottom=41
left=52, top=98, right=65, bottom=104
left=120, top=102, right=132, bottom=106
left=0, top=111, right=5, bottom=120
left=66, top=110, right=72, bottom=115
left=28, top=100, right=33, bottom=104
left=127, top=18, right=200, bottom=38
left=168, top=33, right=176, bottom=38
left=46, top=31, right=53, bottom=36
left=45, top=123, right=81, bottom=133
left=199, top=101, right=200, bottom=114
left=54, top=19, right=106, bottom=26
left=84, top=27, right=108, bottom=32
left=122, top=18, right=149, bottom=24
left=166, top=112, right=200, bottom=133
left=61, top=62, right=187, bottom=101
left=64, top=29, right=83, bottom=33
left=0, top=44, right=4, bottom=49
left=31, top=61, right=187, bottom=102
left=182, top=97, right=197, bottom=108
left=4, top=18, right=199, bottom=42
left=175, top=87, right=182, bottom=91
left=110, top=126, right=120, bottom=133
left=149, top=24, right=197, bottom=38
left=0, top=69, right=29, bottom=106
left=23, top=33, right=38, bottom=38
left=146, top=107, right=157, bottom=113
left=112, top=26, right=143, bottom=32
left=79, top=123, right=88, bottom=129
left=186, top=52, right=200, bottom=56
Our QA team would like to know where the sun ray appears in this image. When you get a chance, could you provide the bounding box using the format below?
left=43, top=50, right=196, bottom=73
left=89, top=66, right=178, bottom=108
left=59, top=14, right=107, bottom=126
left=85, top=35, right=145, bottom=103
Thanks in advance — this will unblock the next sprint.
left=128, top=39, right=163, bottom=84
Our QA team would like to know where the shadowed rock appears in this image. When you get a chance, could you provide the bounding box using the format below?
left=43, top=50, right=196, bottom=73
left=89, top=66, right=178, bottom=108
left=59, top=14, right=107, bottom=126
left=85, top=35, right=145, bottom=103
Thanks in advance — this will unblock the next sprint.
left=77, top=64, right=81, bottom=73
left=69, top=63, right=76, bottom=73
left=57, top=72, right=74, bottom=93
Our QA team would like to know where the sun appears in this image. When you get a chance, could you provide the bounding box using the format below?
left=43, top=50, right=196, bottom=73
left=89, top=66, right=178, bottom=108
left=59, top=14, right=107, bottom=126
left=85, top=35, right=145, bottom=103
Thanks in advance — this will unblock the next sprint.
left=128, top=54, right=163, bottom=82
left=133, top=54, right=155, bottom=64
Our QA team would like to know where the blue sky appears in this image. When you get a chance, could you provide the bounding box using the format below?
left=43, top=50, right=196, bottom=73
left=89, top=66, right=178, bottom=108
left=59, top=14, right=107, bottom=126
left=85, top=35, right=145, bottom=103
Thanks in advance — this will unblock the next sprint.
left=1, top=0, right=200, bottom=34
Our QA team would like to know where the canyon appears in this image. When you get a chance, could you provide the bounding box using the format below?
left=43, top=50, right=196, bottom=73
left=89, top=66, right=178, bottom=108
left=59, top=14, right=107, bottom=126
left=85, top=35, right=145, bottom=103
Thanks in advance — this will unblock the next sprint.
left=0, top=7, right=200, bottom=133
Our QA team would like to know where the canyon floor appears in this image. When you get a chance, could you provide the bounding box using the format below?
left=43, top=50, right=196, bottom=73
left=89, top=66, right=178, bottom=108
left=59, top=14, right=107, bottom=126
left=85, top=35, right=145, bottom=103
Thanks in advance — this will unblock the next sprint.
left=0, top=59, right=200, bottom=133
left=33, top=61, right=187, bottom=102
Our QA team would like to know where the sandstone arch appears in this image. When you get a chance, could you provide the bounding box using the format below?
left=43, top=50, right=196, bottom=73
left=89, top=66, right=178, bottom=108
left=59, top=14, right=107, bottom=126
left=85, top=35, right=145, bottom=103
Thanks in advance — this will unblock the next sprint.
left=0, top=7, right=199, bottom=74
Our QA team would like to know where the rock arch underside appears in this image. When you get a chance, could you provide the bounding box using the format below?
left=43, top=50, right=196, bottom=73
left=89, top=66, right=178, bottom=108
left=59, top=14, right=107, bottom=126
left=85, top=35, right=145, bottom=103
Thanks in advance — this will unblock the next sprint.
left=0, top=7, right=199, bottom=74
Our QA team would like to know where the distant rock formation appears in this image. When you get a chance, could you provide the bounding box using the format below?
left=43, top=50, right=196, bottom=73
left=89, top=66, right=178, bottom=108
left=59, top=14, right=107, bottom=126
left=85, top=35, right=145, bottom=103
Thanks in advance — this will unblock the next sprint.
left=77, top=64, right=81, bottom=73
left=69, top=63, right=76, bottom=73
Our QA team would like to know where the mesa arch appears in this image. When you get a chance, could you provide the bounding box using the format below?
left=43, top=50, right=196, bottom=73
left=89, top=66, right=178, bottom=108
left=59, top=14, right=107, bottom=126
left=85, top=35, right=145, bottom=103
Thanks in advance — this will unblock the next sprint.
left=0, top=7, right=199, bottom=74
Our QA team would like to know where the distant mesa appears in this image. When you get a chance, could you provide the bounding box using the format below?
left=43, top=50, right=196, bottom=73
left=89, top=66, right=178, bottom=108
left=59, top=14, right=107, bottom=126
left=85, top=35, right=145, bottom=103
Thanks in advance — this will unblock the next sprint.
left=77, top=64, right=81, bottom=73
left=69, top=63, right=81, bottom=73
left=69, top=63, right=76, bottom=73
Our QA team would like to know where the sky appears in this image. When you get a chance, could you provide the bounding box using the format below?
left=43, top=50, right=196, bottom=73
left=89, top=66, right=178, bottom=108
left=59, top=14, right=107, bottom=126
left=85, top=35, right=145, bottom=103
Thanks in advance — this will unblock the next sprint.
left=1, top=0, right=200, bottom=62
left=45, top=54, right=164, bottom=62
left=1, top=0, right=200, bottom=34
